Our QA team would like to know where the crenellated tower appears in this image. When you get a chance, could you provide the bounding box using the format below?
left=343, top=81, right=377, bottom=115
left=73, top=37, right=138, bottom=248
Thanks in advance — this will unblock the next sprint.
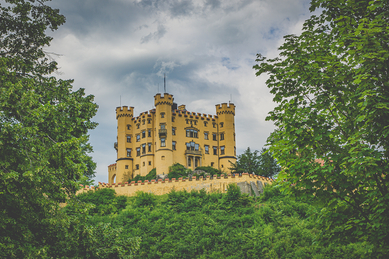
left=113, top=106, right=134, bottom=184
left=154, top=93, right=174, bottom=175
left=215, top=103, right=236, bottom=171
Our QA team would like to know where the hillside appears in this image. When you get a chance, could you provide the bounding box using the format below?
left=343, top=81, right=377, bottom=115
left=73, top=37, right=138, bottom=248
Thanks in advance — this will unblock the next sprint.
left=66, top=185, right=374, bottom=258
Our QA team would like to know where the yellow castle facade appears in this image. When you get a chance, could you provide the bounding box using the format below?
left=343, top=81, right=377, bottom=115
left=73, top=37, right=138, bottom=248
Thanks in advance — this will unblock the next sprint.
left=108, top=93, right=236, bottom=184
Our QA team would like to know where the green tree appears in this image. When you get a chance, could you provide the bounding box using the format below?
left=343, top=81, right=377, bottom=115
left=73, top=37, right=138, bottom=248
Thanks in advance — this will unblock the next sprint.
left=229, top=147, right=261, bottom=175
left=229, top=147, right=280, bottom=178
left=254, top=0, right=389, bottom=254
left=258, top=148, right=281, bottom=179
left=0, top=0, right=98, bottom=256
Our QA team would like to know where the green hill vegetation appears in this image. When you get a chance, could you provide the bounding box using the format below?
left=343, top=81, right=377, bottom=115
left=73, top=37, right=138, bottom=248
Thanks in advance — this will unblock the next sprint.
left=66, top=185, right=375, bottom=258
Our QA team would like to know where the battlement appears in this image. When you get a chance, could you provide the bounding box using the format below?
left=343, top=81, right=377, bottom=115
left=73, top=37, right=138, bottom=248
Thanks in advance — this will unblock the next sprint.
left=154, top=93, right=174, bottom=106
left=80, top=173, right=273, bottom=197
left=116, top=106, right=134, bottom=119
left=173, top=109, right=218, bottom=120
left=216, top=103, right=235, bottom=116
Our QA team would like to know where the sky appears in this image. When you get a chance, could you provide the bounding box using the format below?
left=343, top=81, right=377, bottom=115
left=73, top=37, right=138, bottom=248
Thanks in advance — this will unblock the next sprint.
left=46, top=0, right=315, bottom=183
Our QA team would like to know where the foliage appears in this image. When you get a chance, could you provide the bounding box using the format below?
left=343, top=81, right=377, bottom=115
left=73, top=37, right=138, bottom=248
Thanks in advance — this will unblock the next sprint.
left=73, top=184, right=374, bottom=258
left=0, top=0, right=99, bottom=256
left=258, top=148, right=281, bottom=179
left=253, top=0, right=389, bottom=254
left=74, top=188, right=128, bottom=215
left=168, top=163, right=191, bottom=179
left=229, top=147, right=261, bottom=174
left=229, top=147, right=280, bottom=178
left=131, top=168, right=157, bottom=183
left=52, top=201, right=140, bottom=259
left=194, top=166, right=223, bottom=177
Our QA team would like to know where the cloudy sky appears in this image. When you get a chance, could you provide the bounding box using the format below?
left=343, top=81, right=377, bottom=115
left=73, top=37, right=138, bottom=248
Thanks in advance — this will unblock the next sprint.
left=46, top=0, right=314, bottom=183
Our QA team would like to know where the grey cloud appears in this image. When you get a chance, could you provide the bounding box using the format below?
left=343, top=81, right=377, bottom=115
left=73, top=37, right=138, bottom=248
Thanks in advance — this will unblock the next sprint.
left=47, top=0, right=313, bottom=183
left=141, top=24, right=167, bottom=43
left=168, top=0, right=195, bottom=17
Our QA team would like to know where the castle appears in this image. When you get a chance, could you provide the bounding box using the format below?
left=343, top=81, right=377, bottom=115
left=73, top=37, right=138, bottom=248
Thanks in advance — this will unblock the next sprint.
left=108, top=93, right=237, bottom=184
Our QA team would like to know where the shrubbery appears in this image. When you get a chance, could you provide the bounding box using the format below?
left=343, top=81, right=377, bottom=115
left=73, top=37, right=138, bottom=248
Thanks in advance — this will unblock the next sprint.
left=69, top=184, right=375, bottom=258
left=131, top=168, right=157, bottom=183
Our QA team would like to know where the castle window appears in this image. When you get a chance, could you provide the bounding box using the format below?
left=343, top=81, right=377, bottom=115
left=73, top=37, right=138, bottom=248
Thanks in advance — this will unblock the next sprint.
left=188, top=158, right=191, bottom=167
left=234, top=146, right=236, bottom=156
left=186, top=119, right=189, bottom=124
left=204, top=121, right=208, bottom=127
left=142, top=130, right=146, bottom=138
left=162, top=156, right=165, bottom=160
left=136, top=135, right=140, bottom=142
left=220, top=122, right=224, bottom=128
left=142, top=144, right=146, bottom=154
left=204, top=145, right=209, bottom=154
left=234, top=133, right=235, bottom=141
left=143, top=162, right=145, bottom=166
left=204, top=132, right=208, bottom=140
left=136, top=147, right=140, bottom=156
left=211, top=162, right=214, bottom=167
left=148, top=119, right=151, bottom=124
left=161, top=138, right=166, bottom=147
left=148, top=129, right=151, bottom=137
left=142, top=119, right=145, bottom=125
left=160, top=124, right=165, bottom=129
left=127, top=124, right=131, bottom=130
left=161, top=112, right=165, bottom=118
left=172, top=141, right=176, bottom=150
left=149, top=161, right=151, bottom=166
left=186, top=141, right=199, bottom=151
left=220, top=133, right=224, bottom=141
left=221, top=146, right=225, bottom=155
left=127, top=135, right=131, bottom=143
left=148, top=143, right=152, bottom=152
left=125, top=165, right=129, bottom=169
left=213, top=146, right=217, bottom=155
left=186, top=129, right=198, bottom=138
left=127, top=148, right=131, bottom=157
left=137, top=124, right=140, bottom=129
left=172, top=116, right=175, bottom=122
left=213, top=133, right=217, bottom=141
left=172, top=127, right=176, bottom=135
left=213, top=123, right=216, bottom=128
left=136, top=164, right=139, bottom=170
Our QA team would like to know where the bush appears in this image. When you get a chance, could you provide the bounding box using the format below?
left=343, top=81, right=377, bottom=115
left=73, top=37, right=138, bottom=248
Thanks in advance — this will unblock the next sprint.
left=194, top=166, right=223, bottom=176
left=131, top=168, right=157, bottom=183
left=168, top=163, right=191, bottom=179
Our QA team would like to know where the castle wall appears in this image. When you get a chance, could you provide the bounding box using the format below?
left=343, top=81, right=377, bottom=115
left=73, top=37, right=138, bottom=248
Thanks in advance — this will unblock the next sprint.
left=79, top=173, right=273, bottom=197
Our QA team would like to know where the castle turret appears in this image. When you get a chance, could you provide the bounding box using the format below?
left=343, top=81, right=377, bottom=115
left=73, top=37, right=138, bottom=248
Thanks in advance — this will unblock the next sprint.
left=113, top=106, right=134, bottom=184
left=154, top=93, right=174, bottom=175
left=215, top=103, right=236, bottom=171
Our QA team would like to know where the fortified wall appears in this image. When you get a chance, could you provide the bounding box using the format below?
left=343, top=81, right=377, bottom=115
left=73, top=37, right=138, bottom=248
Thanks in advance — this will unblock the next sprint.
left=78, top=173, right=274, bottom=197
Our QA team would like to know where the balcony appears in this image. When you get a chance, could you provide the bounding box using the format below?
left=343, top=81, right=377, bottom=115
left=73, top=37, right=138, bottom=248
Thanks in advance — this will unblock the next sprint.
left=114, top=142, right=118, bottom=151
left=185, top=150, right=201, bottom=156
left=159, top=129, right=167, bottom=137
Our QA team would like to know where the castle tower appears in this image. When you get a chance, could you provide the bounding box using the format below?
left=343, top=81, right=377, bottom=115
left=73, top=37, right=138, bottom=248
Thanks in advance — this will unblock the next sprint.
left=113, top=106, right=134, bottom=184
left=215, top=103, right=236, bottom=171
left=154, top=93, right=174, bottom=175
